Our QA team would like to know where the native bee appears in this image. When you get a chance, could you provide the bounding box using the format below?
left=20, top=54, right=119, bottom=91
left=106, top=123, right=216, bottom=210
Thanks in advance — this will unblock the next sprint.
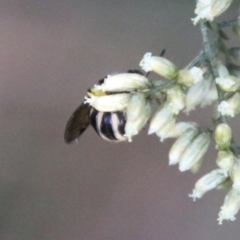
left=64, top=100, right=127, bottom=143
left=64, top=70, right=144, bottom=144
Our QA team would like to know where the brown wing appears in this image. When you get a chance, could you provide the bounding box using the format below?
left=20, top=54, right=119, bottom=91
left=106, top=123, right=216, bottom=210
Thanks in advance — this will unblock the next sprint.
left=64, top=103, right=91, bottom=143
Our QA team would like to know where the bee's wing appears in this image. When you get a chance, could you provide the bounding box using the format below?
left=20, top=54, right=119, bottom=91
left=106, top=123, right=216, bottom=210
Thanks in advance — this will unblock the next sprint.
left=64, top=103, right=91, bottom=144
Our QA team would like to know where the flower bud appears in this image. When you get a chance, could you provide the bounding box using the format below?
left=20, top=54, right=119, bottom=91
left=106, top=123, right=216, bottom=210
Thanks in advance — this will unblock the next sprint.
left=178, top=131, right=210, bottom=172
left=215, top=75, right=240, bottom=92
left=218, top=188, right=240, bottom=224
left=148, top=102, right=175, bottom=135
left=190, top=159, right=203, bottom=174
left=215, top=123, right=232, bottom=150
left=169, top=127, right=199, bottom=165
left=165, top=122, right=198, bottom=139
left=185, top=74, right=215, bottom=112
left=166, top=85, right=186, bottom=114
left=216, top=150, right=235, bottom=173
left=84, top=93, right=131, bottom=112
left=94, top=73, right=150, bottom=92
left=217, top=62, right=229, bottom=78
left=189, top=169, right=228, bottom=201
left=124, top=93, right=151, bottom=142
left=177, top=67, right=204, bottom=87
left=230, top=159, right=240, bottom=190
left=200, top=82, right=218, bottom=107
left=139, top=52, right=178, bottom=79
left=192, top=0, right=233, bottom=25
left=126, top=92, right=148, bottom=122
left=155, top=117, right=176, bottom=142
left=217, top=92, right=240, bottom=117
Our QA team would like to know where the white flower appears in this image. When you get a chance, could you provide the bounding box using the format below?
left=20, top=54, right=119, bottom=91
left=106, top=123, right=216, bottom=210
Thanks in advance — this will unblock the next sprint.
left=177, top=67, right=204, bottom=87
left=94, top=73, right=150, bottom=92
left=148, top=102, right=175, bottom=135
left=230, top=159, right=240, bottom=190
left=192, top=0, right=233, bottom=25
left=218, top=188, right=240, bottom=224
left=84, top=93, right=131, bottom=112
left=139, top=52, right=178, bottom=79
left=218, top=92, right=240, bottom=117
left=200, top=82, right=218, bottom=107
left=169, top=127, right=199, bottom=165
left=166, top=85, right=186, bottom=114
left=124, top=93, right=151, bottom=142
left=215, top=123, right=232, bottom=150
left=217, top=62, right=229, bottom=78
left=189, top=169, right=228, bottom=201
left=155, top=117, right=176, bottom=142
left=215, top=76, right=240, bottom=92
left=156, top=121, right=198, bottom=142
left=178, top=131, right=210, bottom=172
left=185, top=75, right=214, bottom=112
left=216, top=151, right=235, bottom=174
left=190, top=67, right=204, bottom=82
left=126, top=92, right=148, bottom=122
left=163, top=121, right=198, bottom=139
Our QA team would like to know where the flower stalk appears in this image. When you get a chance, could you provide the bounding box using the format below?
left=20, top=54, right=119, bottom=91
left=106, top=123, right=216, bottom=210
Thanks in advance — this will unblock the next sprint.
left=65, top=0, right=240, bottom=225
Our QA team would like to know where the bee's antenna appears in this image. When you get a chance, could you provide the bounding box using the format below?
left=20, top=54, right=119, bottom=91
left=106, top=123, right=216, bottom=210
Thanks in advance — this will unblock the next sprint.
left=160, top=49, right=166, bottom=57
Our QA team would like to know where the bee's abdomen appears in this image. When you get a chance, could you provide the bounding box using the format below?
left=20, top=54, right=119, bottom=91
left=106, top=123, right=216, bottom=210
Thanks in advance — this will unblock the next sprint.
left=90, top=108, right=127, bottom=142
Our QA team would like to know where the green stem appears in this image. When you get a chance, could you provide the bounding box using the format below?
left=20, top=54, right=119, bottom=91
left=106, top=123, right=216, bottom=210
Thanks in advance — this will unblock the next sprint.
left=185, top=40, right=219, bottom=69
left=185, top=51, right=205, bottom=69
left=199, top=20, right=227, bottom=123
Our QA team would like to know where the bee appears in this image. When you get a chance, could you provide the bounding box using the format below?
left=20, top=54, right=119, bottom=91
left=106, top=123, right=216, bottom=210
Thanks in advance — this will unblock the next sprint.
left=64, top=99, right=127, bottom=143
left=64, top=70, right=143, bottom=144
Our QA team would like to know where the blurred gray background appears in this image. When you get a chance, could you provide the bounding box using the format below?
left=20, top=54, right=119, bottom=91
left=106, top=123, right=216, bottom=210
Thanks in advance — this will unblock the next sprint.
left=1, top=0, right=240, bottom=239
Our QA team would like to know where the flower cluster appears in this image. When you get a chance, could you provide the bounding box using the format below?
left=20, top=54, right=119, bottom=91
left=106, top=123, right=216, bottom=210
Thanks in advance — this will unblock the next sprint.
left=84, top=53, right=208, bottom=143
left=83, top=35, right=240, bottom=222
left=192, top=0, right=233, bottom=25
left=73, top=0, right=240, bottom=225
left=188, top=122, right=240, bottom=224
left=189, top=0, right=240, bottom=224
left=84, top=72, right=152, bottom=142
